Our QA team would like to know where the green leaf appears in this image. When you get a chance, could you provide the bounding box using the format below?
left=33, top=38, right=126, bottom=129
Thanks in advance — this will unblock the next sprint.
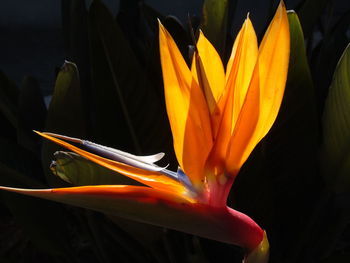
left=310, top=10, right=350, bottom=108
left=42, top=61, right=86, bottom=186
left=50, top=151, right=139, bottom=186
left=233, top=11, right=319, bottom=261
left=201, top=0, right=229, bottom=58
left=88, top=0, right=173, bottom=156
left=61, top=0, right=89, bottom=63
left=321, top=43, right=350, bottom=193
left=88, top=0, right=141, bottom=153
left=61, top=0, right=90, bottom=108
left=0, top=163, right=73, bottom=259
left=297, top=0, right=328, bottom=38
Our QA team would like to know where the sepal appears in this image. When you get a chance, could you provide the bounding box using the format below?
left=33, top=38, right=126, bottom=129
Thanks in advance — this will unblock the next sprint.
left=243, top=231, right=269, bottom=263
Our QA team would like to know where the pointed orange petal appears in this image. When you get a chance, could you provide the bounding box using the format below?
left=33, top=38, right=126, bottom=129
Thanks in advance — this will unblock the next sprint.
left=254, top=1, right=290, bottom=139
left=35, top=131, right=187, bottom=194
left=191, top=31, right=225, bottom=114
left=225, top=70, right=260, bottom=174
left=205, top=17, right=258, bottom=175
left=159, top=22, right=213, bottom=188
left=230, top=18, right=258, bottom=126
left=0, top=185, right=263, bottom=250
left=226, top=1, right=290, bottom=173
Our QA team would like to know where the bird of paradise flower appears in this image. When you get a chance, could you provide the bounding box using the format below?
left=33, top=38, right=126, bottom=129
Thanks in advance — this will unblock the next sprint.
left=0, top=2, right=289, bottom=262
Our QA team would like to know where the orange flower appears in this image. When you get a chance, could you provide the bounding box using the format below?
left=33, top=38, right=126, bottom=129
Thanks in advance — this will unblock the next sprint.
left=0, top=2, right=289, bottom=262
left=159, top=1, right=289, bottom=207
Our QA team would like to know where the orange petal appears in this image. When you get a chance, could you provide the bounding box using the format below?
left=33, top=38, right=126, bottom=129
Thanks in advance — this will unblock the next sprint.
left=254, top=1, right=290, bottom=139
left=205, top=17, right=258, bottom=175
left=191, top=31, right=225, bottom=114
left=35, top=131, right=187, bottom=195
left=229, top=17, right=258, bottom=127
left=226, top=1, right=290, bottom=173
left=225, top=68, right=260, bottom=175
left=159, top=22, right=213, bottom=188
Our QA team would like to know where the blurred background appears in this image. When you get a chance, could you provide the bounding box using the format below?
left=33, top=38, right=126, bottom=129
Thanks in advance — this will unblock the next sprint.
left=2, top=0, right=348, bottom=95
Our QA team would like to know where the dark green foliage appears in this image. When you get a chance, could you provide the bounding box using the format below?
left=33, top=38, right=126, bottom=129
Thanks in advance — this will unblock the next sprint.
left=232, top=11, right=320, bottom=262
left=322, top=43, right=350, bottom=192
left=42, top=61, right=86, bottom=186
left=297, top=0, right=329, bottom=39
left=201, top=0, right=229, bottom=58
left=0, top=78, right=74, bottom=261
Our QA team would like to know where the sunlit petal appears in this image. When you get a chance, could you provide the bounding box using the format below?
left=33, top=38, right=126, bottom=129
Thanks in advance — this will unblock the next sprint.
left=191, top=31, right=225, bottom=114
left=230, top=17, right=258, bottom=127
left=255, top=1, right=290, bottom=140
left=205, top=17, right=258, bottom=175
left=159, top=22, right=213, bottom=188
left=226, top=1, right=290, bottom=173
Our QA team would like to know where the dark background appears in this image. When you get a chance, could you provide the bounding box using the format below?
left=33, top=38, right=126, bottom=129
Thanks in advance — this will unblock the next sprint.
left=3, top=0, right=349, bottom=96
left=1, top=1, right=350, bottom=263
